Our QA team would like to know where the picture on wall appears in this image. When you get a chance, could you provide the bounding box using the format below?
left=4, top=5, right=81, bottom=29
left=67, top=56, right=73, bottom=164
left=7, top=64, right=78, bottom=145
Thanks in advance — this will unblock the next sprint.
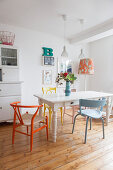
left=44, top=56, right=54, bottom=66
left=42, top=70, right=52, bottom=85
left=66, top=61, right=73, bottom=73
left=58, top=59, right=73, bottom=73
left=59, top=61, right=66, bottom=73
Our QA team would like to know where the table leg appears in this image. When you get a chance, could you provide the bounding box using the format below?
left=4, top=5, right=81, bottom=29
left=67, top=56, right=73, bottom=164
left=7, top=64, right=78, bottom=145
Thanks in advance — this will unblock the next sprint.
left=106, top=97, right=112, bottom=125
left=38, top=99, right=43, bottom=117
left=52, top=105, right=58, bottom=142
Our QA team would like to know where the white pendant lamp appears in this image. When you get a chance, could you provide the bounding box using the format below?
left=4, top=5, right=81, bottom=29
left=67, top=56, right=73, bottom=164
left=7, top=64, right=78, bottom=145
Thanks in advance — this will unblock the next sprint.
left=79, top=49, right=85, bottom=59
left=61, top=46, right=68, bottom=57
left=61, top=14, right=68, bottom=58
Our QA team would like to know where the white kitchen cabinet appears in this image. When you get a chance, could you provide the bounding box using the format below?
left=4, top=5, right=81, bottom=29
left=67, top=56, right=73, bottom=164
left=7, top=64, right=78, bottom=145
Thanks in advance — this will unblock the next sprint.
left=0, top=96, right=21, bottom=121
left=0, top=83, right=21, bottom=97
left=0, top=45, right=18, bottom=67
left=0, top=45, right=22, bottom=122
left=2, top=67, right=19, bottom=82
left=0, top=82, right=22, bottom=122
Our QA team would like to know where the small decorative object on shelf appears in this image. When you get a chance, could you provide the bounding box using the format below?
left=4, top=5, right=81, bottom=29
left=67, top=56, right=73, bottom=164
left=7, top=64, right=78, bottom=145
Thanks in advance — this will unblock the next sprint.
left=56, top=72, right=77, bottom=96
left=0, top=31, right=15, bottom=46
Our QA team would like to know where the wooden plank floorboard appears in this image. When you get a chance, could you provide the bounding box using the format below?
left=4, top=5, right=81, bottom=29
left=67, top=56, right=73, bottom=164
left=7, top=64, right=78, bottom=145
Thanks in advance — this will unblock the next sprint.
left=56, top=140, right=113, bottom=170
left=32, top=138, right=113, bottom=170
left=76, top=149, right=113, bottom=170
left=0, top=109, right=113, bottom=170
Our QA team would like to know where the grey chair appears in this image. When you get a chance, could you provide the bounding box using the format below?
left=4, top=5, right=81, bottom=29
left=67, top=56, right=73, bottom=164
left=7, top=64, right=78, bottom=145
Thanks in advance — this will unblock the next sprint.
left=72, top=98, right=106, bottom=143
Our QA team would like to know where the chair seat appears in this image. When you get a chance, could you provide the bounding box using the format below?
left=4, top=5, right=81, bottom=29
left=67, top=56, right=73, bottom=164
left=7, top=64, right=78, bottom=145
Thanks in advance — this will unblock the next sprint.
left=81, top=109, right=103, bottom=119
left=72, top=105, right=79, bottom=110
left=16, top=113, right=45, bottom=126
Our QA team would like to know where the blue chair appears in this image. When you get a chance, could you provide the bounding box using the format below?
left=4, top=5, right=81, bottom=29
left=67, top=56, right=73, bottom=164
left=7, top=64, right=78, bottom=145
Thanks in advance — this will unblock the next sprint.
left=72, top=98, right=106, bottom=144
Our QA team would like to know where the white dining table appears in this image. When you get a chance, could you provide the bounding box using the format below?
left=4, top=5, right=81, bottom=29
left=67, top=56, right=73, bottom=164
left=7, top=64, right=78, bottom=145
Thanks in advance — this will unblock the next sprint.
left=34, top=91, right=113, bottom=142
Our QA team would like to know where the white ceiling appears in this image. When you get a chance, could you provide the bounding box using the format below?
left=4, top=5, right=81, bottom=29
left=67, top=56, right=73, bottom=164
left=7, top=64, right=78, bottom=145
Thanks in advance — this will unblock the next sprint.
left=0, top=0, right=113, bottom=39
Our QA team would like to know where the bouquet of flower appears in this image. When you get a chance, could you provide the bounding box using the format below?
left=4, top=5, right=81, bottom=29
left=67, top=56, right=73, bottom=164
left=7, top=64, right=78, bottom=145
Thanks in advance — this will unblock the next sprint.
left=56, top=72, right=77, bottom=85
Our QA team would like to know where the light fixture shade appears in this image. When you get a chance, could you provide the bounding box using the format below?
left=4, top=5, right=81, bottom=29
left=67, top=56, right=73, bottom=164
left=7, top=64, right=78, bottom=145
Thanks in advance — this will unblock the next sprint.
left=61, top=46, right=68, bottom=57
left=78, top=58, right=94, bottom=74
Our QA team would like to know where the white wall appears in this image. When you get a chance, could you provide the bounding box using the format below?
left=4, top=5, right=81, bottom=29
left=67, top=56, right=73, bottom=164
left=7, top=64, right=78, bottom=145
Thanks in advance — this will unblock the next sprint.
left=0, top=24, right=89, bottom=105
left=88, top=35, right=113, bottom=93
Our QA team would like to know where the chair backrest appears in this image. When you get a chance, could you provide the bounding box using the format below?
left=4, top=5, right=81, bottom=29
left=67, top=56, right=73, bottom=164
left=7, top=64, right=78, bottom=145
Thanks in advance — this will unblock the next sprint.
left=10, top=101, right=43, bottom=124
left=42, top=87, right=56, bottom=94
left=79, top=98, right=106, bottom=112
left=63, top=88, right=76, bottom=93
left=71, top=89, right=76, bottom=92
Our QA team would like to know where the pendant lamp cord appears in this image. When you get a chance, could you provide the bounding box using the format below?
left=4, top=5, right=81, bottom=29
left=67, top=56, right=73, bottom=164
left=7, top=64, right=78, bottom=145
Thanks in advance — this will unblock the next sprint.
left=64, top=16, right=66, bottom=46
left=63, top=14, right=66, bottom=46
left=79, top=19, right=84, bottom=31
left=79, top=18, right=84, bottom=58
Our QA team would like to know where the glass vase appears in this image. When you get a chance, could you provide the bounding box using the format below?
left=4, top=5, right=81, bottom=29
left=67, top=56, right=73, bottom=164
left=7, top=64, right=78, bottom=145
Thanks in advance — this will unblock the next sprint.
left=65, top=81, right=71, bottom=96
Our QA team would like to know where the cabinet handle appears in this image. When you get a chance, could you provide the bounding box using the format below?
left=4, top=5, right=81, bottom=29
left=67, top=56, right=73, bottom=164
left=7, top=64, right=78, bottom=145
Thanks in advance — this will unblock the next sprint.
left=71, top=102, right=74, bottom=104
left=0, top=89, right=2, bottom=91
left=2, top=73, right=5, bottom=75
left=0, top=107, right=2, bottom=109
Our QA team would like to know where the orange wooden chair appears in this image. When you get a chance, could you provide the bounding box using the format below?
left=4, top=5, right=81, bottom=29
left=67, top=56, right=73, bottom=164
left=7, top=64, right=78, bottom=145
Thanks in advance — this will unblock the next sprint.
left=10, top=101, right=48, bottom=152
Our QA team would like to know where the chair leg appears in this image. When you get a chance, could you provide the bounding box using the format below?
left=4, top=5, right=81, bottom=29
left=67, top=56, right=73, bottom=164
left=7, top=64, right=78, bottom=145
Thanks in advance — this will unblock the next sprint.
left=30, top=124, right=33, bottom=152
left=12, top=123, right=16, bottom=144
left=49, top=108, right=51, bottom=128
left=84, top=116, right=89, bottom=144
left=72, top=113, right=81, bottom=134
left=101, top=117, right=105, bottom=139
left=63, top=106, right=66, bottom=119
left=12, top=113, right=16, bottom=144
left=46, top=116, right=48, bottom=140
left=44, top=104, right=46, bottom=117
left=43, top=105, right=46, bottom=123
left=90, top=118, right=92, bottom=130
left=27, top=126, right=28, bottom=134
left=60, top=107, right=63, bottom=125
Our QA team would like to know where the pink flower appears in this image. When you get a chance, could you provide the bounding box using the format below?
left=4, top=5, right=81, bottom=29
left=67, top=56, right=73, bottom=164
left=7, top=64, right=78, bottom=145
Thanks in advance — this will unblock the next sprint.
left=60, top=72, right=63, bottom=77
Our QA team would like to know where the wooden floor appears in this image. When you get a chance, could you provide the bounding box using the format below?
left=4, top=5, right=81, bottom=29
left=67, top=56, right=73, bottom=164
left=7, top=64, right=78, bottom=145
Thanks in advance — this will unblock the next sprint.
left=1, top=109, right=113, bottom=170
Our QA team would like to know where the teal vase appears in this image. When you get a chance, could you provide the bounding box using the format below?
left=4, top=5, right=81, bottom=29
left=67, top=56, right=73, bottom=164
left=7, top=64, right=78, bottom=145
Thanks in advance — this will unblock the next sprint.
left=65, top=81, right=71, bottom=96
